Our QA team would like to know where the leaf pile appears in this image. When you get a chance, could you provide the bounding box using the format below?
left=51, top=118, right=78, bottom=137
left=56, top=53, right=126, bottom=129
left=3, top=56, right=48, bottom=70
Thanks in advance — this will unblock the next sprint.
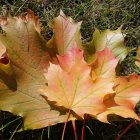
left=0, top=10, right=140, bottom=130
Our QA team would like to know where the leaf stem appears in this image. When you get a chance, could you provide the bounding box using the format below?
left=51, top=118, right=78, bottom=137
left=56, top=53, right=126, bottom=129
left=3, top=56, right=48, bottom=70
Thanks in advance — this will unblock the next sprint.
left=115, top=120, right=136, bottom=140
left=81, top=114, right=87, bottom=140
left=61, top=109, right=71, bottom=140
left=72, top=120, right=78, bottom=140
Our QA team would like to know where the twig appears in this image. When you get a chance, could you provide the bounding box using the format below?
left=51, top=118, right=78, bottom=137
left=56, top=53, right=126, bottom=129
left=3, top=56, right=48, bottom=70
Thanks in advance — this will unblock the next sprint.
left=61, top=109, right=71, bottom=140
left=72, top=120, right=78, bottom=140
left=115, top=120, right=136, bottom=140
left=81, top=114, right=87, bottom=140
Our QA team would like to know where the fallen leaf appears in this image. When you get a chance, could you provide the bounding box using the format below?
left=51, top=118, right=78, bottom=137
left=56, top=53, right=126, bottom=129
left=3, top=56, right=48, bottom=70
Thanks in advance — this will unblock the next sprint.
left=0, top=10, right=67, bottom=130
left=97, top=106, right=140, bottom=123
left=47, top=10, right=82, bottom=55
left=84, top=28, right=128, bottom=63
left=97, top=75, right=140, bottom=122
left=91, top=48, right=118, bottom=80
left=57, top=42, right=84, bottom=72
left=42, top=45, right=114, bottom=118
left=114, top=75, right=140, bottom=109
left=0, top=10, right=139, bottom=131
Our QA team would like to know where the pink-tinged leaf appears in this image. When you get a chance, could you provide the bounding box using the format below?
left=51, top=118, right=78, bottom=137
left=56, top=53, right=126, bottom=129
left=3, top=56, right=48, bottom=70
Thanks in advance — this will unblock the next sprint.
left=57, top=43, right=83, bottom=72
left=42, top=45, right=114, bottom=118
left=47, top=10, right=82, bottom=55
left=91, top=48, right=118, bottom=80
left=114, top=75, right=140, bottom=109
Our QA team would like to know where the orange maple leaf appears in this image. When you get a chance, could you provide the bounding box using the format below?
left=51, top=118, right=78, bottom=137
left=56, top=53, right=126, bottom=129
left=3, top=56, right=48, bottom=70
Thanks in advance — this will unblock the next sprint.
left=42, top=44, right=114, bottom=118
left=91, top=47, right=118, bottom=80
left=97, top=75, right=140, bottom=122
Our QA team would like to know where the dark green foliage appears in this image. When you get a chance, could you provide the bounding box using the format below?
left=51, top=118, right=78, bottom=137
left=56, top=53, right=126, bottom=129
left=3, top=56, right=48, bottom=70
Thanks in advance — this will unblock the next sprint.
left=0, top=0, right=140, bottom=44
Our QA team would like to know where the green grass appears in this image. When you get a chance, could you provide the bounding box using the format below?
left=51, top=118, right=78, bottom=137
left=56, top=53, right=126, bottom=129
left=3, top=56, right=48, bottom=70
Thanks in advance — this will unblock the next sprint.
left=0, top=0, right=140, bottom=45
left=0, top=0, right=140, bottom=139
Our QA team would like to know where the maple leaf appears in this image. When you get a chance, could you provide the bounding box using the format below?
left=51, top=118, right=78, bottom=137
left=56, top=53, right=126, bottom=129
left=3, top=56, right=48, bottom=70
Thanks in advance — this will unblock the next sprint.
left=84, top=28, right=128, bottom=63
left=56, top=43, right=84, bottom=72
left=114, top=75, right=140, bottom=109
left=42, top=44, right=114, bottom=118
left=97, top=75, right=140, bottom=122
left=97, top=106, right=140, bottom=123
left=47, top=10, right=82, bottom=55
left=0, top=10, right=67, bottom=130
left=0, top=9, right=139, bottom=132
left=135, top=46, right=140, bottom=68
left=91, top=48, right=118, bottom=80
